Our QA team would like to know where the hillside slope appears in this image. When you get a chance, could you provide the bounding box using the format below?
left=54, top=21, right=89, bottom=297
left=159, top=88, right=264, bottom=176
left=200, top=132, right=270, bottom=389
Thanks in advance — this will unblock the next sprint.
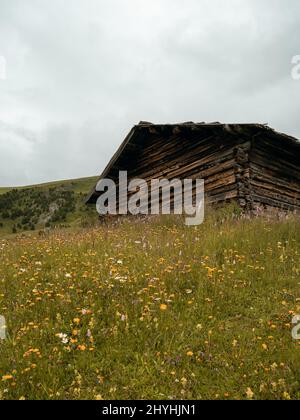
left=0, top=212, right=299, bottom=400
left=0, top=177, right=98, bottom=235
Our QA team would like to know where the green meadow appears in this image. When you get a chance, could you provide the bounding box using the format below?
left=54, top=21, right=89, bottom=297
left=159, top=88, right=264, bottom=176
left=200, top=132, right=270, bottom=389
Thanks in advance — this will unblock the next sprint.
left=0, top=208, right=299, bottom=400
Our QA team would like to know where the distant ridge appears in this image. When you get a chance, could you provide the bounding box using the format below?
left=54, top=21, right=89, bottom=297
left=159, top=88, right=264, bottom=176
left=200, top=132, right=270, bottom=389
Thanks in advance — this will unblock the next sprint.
left=0, top=176, right=98, bottom=195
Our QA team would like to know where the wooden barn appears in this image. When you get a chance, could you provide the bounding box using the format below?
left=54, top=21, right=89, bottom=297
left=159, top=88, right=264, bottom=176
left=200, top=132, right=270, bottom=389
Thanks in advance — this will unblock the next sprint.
left=86, top=122, right=300, bottom=213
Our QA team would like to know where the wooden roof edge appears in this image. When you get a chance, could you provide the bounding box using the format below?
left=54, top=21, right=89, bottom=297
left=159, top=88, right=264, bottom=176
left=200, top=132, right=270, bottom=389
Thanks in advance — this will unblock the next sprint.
left=86, top=122, right=300, bottom=204
left=135, top=122, right=300, bottom=146
left=265, top=127, right=300, bottom=146
left=139, top=121, right=299, bottom=141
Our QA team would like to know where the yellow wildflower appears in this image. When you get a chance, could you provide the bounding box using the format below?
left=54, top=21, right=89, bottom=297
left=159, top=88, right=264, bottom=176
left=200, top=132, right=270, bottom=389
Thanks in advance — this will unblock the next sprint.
left=246, top=388, right=254, bottom=400
left=2, top=375, right=13, bottom=381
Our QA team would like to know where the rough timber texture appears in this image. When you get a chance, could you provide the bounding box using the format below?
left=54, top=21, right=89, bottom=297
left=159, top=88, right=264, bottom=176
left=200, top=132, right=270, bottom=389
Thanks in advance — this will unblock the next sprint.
left=86, top=122, right=300, bottom=213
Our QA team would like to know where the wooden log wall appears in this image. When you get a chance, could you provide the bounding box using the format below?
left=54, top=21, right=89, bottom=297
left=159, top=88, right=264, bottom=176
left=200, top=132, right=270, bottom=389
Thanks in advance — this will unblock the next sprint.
left=249, top=136, right=300, bottom=212
left=109, top=126, right=244, bottom=211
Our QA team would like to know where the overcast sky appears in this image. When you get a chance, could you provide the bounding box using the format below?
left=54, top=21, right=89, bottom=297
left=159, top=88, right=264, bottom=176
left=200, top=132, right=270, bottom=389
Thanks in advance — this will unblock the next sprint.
left=0, top=0, right=299, bottom=186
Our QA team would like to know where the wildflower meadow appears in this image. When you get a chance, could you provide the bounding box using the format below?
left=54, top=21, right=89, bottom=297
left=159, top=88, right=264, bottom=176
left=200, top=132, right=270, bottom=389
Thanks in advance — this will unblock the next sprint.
left=0, top=208, right=299, bottom=400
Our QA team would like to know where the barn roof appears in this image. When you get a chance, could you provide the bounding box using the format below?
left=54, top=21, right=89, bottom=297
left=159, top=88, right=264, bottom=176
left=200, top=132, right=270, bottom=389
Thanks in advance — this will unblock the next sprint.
left=86, top=122, right=300, bottom=204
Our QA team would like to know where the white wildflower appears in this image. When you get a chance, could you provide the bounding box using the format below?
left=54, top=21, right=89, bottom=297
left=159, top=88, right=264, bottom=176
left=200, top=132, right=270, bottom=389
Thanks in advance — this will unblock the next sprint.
left=57, top=333, right=69, bottom=344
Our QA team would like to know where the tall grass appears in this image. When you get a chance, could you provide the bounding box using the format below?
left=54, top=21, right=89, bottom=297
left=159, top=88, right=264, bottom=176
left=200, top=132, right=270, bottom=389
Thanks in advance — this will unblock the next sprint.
left=0, top=208, right=299, bottom=400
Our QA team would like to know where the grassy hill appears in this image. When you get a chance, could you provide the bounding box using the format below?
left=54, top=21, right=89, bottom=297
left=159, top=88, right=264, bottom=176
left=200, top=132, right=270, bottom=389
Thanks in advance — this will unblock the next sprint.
left=0, top=177, right=98, bottom=235
left=0, top=210, right=299, bottom=400
left=0, top=176, right=98, bottom=195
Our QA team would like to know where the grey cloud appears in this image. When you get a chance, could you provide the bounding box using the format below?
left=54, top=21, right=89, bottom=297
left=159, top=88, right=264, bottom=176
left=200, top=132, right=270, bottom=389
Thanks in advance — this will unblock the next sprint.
left=0, top=0, right=299, bottom=186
